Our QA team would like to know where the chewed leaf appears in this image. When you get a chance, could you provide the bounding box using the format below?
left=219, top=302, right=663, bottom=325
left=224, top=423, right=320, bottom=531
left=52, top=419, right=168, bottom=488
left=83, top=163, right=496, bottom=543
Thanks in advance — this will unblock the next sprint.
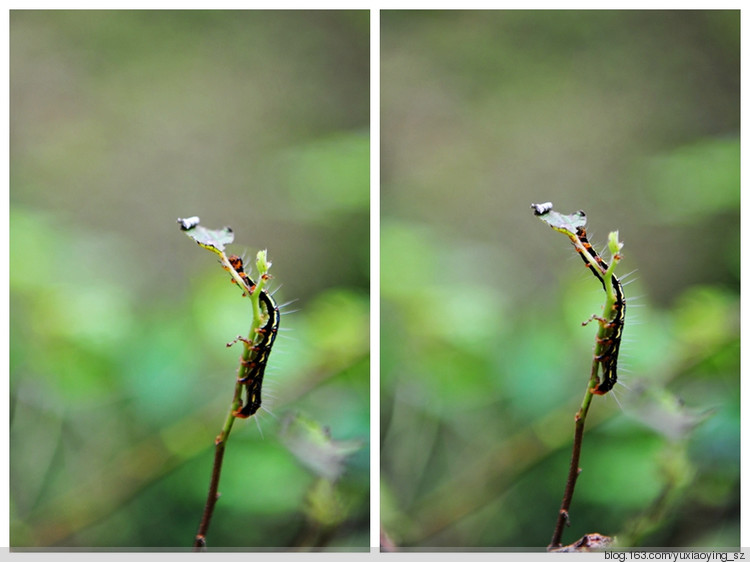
left=176, top=216, right=234, bottom=255
left=280, top=413, right=363, bottom=481
left=531, top=202, right=587, bottom=236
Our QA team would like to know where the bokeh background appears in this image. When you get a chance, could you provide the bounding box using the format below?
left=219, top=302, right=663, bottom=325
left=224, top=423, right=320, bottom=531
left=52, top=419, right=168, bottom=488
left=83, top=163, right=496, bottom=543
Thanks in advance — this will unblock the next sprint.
left=10, top=11, right=369, bottom=549
left=381, top=10, right=739, bottom=549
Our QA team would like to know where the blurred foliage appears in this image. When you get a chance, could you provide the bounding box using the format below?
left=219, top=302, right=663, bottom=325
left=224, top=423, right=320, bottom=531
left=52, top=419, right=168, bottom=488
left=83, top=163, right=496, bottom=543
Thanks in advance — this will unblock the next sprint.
left=381, top=10, right=738, bottom=549
left=10, top=11, right=369, bottom=549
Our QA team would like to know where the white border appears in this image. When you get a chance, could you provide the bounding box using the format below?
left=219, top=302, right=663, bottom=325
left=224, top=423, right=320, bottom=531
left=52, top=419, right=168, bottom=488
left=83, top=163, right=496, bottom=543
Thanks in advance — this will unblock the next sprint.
left=369, top=9, right=381, bottom=553
left=739, top=7, right=747, bottom=551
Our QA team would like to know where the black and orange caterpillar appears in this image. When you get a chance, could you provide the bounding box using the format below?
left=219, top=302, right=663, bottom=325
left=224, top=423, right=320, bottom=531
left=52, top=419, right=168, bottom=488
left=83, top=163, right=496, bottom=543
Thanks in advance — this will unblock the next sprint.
left=573, top=227, right=625, bottom=395
left=532, top=202, right=625, bottom=395
left=224, top=255, right=280, bottom=417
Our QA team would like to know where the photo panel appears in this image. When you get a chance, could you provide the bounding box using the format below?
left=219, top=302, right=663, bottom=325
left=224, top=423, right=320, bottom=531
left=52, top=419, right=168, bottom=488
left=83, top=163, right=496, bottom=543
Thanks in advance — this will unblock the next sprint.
left=10, top=9, right=370, bottom=550
left=380, top=9, right=739, bottom=550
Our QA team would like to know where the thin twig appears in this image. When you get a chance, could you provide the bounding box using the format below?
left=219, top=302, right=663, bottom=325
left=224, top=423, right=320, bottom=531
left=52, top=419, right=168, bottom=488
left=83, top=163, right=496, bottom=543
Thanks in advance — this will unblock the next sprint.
left=193, top=384, right=243, bottom=551
left=193, top=440, right=226, bottom=551
left=548, top=363, right=597, bottom=550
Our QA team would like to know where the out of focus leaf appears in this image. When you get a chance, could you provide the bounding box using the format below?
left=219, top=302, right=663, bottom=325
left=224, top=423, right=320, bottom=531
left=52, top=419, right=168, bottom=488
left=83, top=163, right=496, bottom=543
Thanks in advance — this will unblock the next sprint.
left=281, top=133, right=370, bottom=217
left=624, top=383, right=714, bottom=441
left=644, top=137, right=739, bottom=223
left=305, top=478, right=348, bottom=528
left=280, top=413, right=362, bottom=481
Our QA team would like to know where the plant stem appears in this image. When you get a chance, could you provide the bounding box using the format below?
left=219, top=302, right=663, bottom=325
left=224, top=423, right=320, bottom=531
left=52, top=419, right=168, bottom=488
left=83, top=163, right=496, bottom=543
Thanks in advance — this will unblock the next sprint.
left=193, top=386, right=243, bottom=551
left=548, top=362, right=598, bottom=550
left=532, top=208, right=624, bottom=549
left=191, top=250, right=272, bottom=550
left=181, top=229, right=276, bottom=549
left=548, top=234, right=622, bottom=548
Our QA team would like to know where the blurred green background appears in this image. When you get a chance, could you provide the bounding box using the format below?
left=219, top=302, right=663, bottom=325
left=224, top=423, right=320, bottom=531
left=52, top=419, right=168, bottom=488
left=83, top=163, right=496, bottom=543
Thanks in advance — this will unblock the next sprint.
left=10, top=11, right=369, bottom=549
left=381, top=11, right=739, bottom=549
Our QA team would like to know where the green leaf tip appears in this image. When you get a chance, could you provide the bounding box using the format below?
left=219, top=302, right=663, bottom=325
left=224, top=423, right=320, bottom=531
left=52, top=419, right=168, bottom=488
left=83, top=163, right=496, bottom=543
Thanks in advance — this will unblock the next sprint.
left=608, top=231, right=623, bottom=257
left=177, top=216, right=234, bottom=255
left=256, top=249, right=271, bottom=275
left=531, top=202, right=587, bottom=236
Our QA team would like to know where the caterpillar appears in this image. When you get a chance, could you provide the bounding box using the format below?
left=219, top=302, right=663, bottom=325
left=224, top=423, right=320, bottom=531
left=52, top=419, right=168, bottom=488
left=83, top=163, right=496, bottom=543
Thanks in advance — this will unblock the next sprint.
left=224, top=254, right=280, bottom=418
left=573, top=227, right=625, bottom=395
left=531, top=202, right=625, bottom=395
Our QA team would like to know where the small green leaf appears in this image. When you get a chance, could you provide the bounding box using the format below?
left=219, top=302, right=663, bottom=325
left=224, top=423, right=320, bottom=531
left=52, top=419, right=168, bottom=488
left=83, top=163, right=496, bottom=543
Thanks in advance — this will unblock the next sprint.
left=176, top=216, right=234, bottom=255
left=608, top=231, right=623, bottom=257
left=531, top=202, right=587, bottom=236
left=256, top=249, right=271, bottom=276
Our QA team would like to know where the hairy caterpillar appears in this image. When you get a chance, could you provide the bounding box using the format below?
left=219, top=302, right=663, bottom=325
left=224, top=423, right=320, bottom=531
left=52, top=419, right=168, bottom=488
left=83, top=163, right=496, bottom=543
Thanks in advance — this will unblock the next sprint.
left=574, top=227, right=625, bottom=395
left=224, top=254, right=280, bottom=418
left=532, top=202, right=625, bottom=395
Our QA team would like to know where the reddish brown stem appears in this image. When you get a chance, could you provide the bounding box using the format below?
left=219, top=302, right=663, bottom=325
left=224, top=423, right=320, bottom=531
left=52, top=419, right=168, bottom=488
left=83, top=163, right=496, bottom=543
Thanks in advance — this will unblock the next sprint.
left=193, top=384, right=242, bottom=550
left=193, top=436, right=229, bottom=551
left=548, top=362, right=597, bottom=550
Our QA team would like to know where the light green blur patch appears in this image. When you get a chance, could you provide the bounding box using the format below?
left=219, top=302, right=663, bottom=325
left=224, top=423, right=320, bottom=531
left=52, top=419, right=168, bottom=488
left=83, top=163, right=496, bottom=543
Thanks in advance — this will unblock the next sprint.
left=644, top=137, right=739, bottom=224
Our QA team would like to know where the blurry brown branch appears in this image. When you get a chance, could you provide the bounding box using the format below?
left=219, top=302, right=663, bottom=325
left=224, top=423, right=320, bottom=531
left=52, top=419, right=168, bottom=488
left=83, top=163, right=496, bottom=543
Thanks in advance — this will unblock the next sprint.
left=548, top=361, right=596, bottom=549
left=193, top=430, right=230, bottom=551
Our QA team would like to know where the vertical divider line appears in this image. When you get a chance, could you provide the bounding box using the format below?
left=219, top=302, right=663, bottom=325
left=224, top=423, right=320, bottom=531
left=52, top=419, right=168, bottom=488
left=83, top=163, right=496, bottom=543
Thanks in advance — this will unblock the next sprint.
left=369, top=7, right=382, bottom=554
